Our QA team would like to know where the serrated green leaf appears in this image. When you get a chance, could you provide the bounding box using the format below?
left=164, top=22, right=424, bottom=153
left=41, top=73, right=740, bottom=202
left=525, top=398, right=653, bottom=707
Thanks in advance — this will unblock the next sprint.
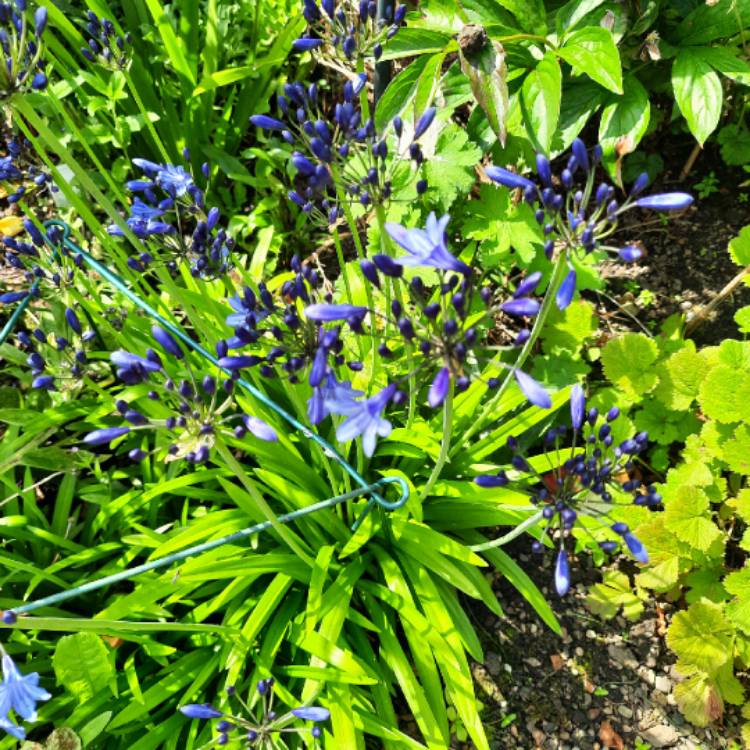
left=698, top=364, right=750, bottom=425
left=673, top=672, right=725, bottom=726
left=53, top=633, right=115, bottom=703
left=667, top=600, right=734, bottom=676
left=722, top=424, right=750, bottom=475
left=423, top=124, right=481, bottom=209
left=601, top=333, right=659, bottom=397
left=635, top=516, right=690, bottom=592
left=558, top=26, right=623, bottom=94
left=541, top=300, right=598, bottom=357
left=663, top=485, right=723, bottom=552
left=653, top=343, right=708, bottom=410
left=729, top=225, right=750, bottom=267
left=586, top=570, right=645, bottom=620
left=463, top=184, right=542, bottom=268
left=672, top=49, right=723, bottom=144
left=735, top=306, right=750, bottom=333
left=726, top=567, right=750, bottom=635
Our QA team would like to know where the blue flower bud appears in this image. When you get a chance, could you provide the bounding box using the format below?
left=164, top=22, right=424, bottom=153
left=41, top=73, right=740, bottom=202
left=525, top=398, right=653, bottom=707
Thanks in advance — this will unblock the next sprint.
left=243, top=415, right=278, bottom=442
left=618, top=245, right=642, bottom=262
left=64, top=307, right=82, bottom=334
left=392, top=115, right=402, bottom=137
left=359, top=259, right=379, bottom=287
left=631, top=171, right=649, bottom=196
left=428, top=367, right=450, bottom=408
left=31, top=72, right=48, bottom=90
left=555, top=269, right=576, bottom=310
left=218, top=355, right=262, bottom=370
left=486, top=165, right=536, bottom=192
left=501, top=298, right=540, bottom=317
left=373, top=253, right=403, bottom=277
left=555, top=550, right=570, bottom=596
left=571, top=138, right=589, bottom=172
left=513, top=271, right=542, bottom=299
left=570, top=384, right=585, bottom=430
left=291, top=707, right=331, bottom=722
left=180, top=704, right=223, bottom=720
left=83, top=427, right=130, bottom=446
left=413, top=107, right=436, bottom=139
left=514, top=369, right=551, bottom=408
left=293, top=37, right=324, bottom=51
left=152, top=325, right=184, bottom=359
left=536, top=153, right=551, bottom=186
left=475, top=472, right=509, bottom=488
left=34, top=6, right=47, bottom=37
left=636, top=192, right=693, bottom=211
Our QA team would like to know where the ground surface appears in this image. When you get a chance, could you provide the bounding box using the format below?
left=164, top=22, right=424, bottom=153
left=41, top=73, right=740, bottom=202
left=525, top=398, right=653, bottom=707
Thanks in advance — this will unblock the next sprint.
left=469, top=548, right=739, bottom=750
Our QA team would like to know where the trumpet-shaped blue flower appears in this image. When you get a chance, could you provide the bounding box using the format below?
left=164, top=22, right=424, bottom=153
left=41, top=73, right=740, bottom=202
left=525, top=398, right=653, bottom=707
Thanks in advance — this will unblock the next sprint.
left=0, top=651, right=51, bottom=724
left=385, top=213, right=470, bottom=274
left=335, top=384, right=395, bottom=457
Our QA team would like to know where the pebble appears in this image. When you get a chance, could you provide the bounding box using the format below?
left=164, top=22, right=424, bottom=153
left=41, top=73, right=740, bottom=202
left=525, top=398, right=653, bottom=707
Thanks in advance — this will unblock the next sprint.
left=642, top=723, right=680, bottom=748
left=655, top=675, right=671, bottom=694
left=618, top=705, right=634, bottom=719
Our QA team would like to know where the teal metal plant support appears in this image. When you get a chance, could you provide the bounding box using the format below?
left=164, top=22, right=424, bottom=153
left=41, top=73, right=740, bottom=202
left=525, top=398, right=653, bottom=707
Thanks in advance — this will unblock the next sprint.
left=1, top=220, right=410, bottom=623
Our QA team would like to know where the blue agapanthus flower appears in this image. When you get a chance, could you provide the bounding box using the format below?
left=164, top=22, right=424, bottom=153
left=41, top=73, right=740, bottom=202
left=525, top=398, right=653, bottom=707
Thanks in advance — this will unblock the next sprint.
left=475, top=388, right=658, bottom=595
left=385, top=212, right=470, bottom=274
left=487, top=138, right=694, bottom=311
left=179, top=675, right=329, bottom=745
left=0, top=650, right=51, bottom=739
left=334, top=384, right=396, bottom=457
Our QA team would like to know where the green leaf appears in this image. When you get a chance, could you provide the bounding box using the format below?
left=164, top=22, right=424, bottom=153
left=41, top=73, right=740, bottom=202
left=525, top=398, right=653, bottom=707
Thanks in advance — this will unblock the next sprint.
left=698, top=364, right=750, bottom=424
left=699, top=46, right=750, bottom=86
left=520, top=50, right=562, bottom=152
left=495, top=0, right=547, bottom=34
left=736, top=306, right=750, bottom=333
left=663, top=485, right=723, bottom=552
left=381, top=28, right=454, bottom=60
left=722, top=424, right=750, bottom=475
left=463, top=184, right=542, bottom=268
left=558, top=27, right=623, bottom=94
left=556, top=0, right=609, bottom=34
left=726, top=567, right=750, bottom=635
left=423, top=123, right=481, bottom=209
left=459, top=39, right=509, bottom=145
left=667, top=600, right=734, bottom=676
left=586, top=571, right=645, bottom=620
left=729, top=225, right=750, bottom=266
left=672, top=49, right=723, bottom=145
left=653, top=344, right=709, bottom=411
left=53, top=633, right=115, bottom=703
left=598, top=76, right=650, bottom=163
left=541, top=300, right=598, bottom=357
left=677, top=0, right=750, bottom=45
left=600, top=333, right=659, bottom=398
left=673, top=672, right=726, bottom=726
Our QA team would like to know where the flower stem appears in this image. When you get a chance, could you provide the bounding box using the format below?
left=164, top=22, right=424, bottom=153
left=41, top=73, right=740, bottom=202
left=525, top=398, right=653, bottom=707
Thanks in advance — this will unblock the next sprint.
left=418, top=380, right=454, bottom=502
left=452, top=251, right=568, bottom=454
left=469, top=509, right=544, bottom=552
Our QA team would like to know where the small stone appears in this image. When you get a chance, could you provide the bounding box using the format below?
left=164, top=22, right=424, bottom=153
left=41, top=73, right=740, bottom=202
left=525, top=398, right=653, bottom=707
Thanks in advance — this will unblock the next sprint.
left=654, top=675, right=671, bottom=694
left=608, top=644, right=638, bottom=670
left=641, top=724, right=680, bottom=748
left=618, top=705, right=633, bottom=719
left=575, top=647, right=584, bottom=657
left=524, top=657, right=542, bottom=668
left=585, top=629, right=597, bottom=639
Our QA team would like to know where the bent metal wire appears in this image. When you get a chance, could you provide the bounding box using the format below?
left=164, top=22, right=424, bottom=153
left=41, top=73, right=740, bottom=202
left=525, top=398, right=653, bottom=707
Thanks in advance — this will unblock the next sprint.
left=0, top=219, right=409, bottom=622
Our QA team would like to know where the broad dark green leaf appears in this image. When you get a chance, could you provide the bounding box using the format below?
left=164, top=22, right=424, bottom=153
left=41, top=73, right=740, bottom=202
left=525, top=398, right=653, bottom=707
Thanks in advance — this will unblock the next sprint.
left=558, top=26, right=623, bottom=94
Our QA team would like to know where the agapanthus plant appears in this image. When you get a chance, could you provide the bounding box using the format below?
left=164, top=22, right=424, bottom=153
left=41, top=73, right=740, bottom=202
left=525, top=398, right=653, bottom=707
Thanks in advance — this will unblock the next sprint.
left=475, top=386, right=659, bottom=595
left=82, top=324, right=277, bottom=465
left=0, top=220, right=81, bottom=306
left=486, top=138, right=694, bottom=310
left=13, top=301, right=98, bottom=391
left=0, top=646, right=51, bottom=740
left=295, top=0, right=407, bottom=62
left=220, top=212, right=550, bottom=457
left=0, top=129, right=53, bottom=202
left=108, top=154, right=233, bottom=278
left=79, top=10, right=132, bottom=70
left=250, top=73, right=433, bottom=225
left=0, top=1, right=48, bottom=98
left=180, top=677, right=329, bottom=748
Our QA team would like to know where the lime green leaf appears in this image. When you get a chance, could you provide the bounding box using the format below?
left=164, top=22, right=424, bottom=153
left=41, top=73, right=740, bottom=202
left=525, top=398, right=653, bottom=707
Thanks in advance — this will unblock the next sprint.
left=735, top=305, right=750, bottom=333
left=600, top=333, right=659, bottom=397
left=423, top=123, right=481, bottom=210
left=463, top=184, right=542, bottom=268
left=558, top=27, right=623, bottom=93
left=722, top=424, right=750, bottom=475
left=653, top=343, right=709, bottom=410
left=53, top=633, right=115, bottom=703
left=673, top=672, right=725, bottom=726
left=667, top=600, right=734, bottom=676
left=634, top=516, right=690, bottom=592
left=729, top=225, right=750, bottom=267
left=586, top=571, right=645, bottom=620
left=672, top=49, right=723, bottom=144
left=634, top=400, right=700, bottom=446
left=663, top=485, right=723, bottom=552
left=541, top=300, right=598, bottom=357
left=381, top=28, right=453, bottom=60
left=698, top=364, right=750, bottom=424
left=726, top=567, right=750, bottom=635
